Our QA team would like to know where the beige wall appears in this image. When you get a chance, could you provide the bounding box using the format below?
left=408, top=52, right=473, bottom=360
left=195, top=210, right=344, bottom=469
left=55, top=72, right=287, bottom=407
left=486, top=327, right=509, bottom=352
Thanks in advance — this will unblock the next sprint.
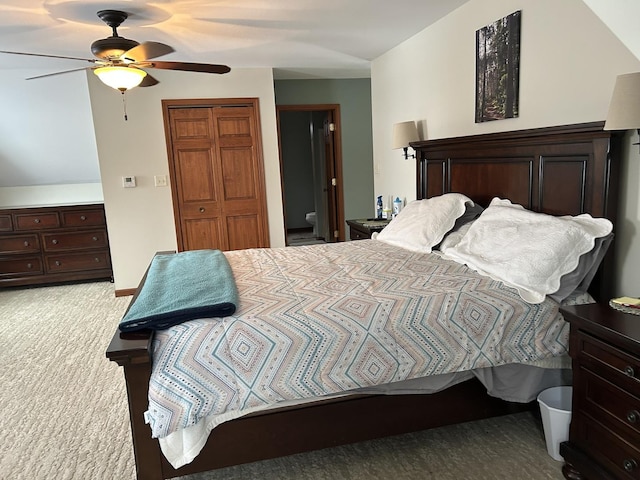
left=371, top=0, right=640, bottom=296
left=88, top=67, right=283, bottom=291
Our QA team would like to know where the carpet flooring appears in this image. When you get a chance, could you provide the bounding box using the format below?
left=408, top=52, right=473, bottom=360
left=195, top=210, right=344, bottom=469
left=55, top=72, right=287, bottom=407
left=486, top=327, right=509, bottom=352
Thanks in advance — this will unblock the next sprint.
left=0, top=281, right=566, bottom=480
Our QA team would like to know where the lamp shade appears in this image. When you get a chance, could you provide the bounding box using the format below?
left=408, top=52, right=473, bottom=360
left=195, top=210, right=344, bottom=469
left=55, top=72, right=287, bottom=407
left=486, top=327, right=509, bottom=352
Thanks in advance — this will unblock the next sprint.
left=94, top=66, right=147, bottom=91
left=392, top=121, right=419, bottom=149
left=604, top=72, right=640, bottom=130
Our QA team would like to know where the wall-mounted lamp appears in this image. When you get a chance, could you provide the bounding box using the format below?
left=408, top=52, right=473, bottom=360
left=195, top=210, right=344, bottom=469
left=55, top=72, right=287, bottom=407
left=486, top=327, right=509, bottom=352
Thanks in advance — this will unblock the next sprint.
left=392, top=121, right=420, bottom=160
left=604, top=72, right=640, bottom=153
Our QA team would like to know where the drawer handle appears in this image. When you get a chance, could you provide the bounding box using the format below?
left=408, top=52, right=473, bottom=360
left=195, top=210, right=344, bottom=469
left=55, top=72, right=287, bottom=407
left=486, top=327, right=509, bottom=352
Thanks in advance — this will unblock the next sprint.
left=92, top=236, right=98, bottom=241
left=26, top=263, right=33, bottom=269
left=34, top=218, right=40, bottom=224
left=624, top=459, right=638, bottom=472
left=625, top=365, right=636, bottom=378
left=628, top=410, right=640, bottom=424
left=199, top=207, right=205, bottom=213
left=55, top=261, right=61, bottom=266
left=94, top=257, right=101, bottom=263
left=80, top=215, right=87, bottom=221
left=52, top=239, right=58, bottom=245
left=23, top=241, right=29, bottom=247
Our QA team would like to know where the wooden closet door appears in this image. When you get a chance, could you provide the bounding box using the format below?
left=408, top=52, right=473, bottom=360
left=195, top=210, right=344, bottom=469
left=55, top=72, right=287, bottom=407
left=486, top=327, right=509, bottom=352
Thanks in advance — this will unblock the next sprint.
left=165, top=99, right=269, bottom=252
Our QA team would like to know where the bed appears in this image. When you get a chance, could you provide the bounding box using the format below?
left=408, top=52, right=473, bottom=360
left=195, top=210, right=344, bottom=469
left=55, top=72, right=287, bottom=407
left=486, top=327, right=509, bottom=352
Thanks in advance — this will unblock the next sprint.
left=107, top=121, right=623, bottom=480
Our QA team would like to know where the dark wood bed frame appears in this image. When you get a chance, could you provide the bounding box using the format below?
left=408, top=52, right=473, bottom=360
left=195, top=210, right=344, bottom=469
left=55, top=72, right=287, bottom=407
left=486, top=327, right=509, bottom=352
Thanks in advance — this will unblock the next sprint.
left=107, top=121, right=623, bottom=480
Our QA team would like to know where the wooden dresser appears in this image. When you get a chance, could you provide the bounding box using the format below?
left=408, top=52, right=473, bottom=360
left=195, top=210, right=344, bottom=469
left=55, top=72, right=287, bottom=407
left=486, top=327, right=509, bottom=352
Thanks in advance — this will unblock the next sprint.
left=560, top=303, right=640, bottom=480
left=0, top=204, right=113, bottom=287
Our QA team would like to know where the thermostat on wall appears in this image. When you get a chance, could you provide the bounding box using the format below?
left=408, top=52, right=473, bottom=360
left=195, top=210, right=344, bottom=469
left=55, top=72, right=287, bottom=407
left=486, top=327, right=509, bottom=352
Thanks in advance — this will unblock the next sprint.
left=122, top=176, right=136, bottom=188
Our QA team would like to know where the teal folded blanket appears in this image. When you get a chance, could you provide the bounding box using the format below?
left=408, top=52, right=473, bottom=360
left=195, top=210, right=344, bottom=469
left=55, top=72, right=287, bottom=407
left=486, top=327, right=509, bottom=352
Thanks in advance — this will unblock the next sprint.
left=119, top=250, right=238, bottom=332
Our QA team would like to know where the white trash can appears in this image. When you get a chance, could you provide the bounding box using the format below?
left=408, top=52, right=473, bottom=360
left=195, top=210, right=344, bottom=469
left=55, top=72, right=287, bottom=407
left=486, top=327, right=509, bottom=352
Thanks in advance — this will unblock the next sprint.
left=537, top=386, right=572, bottom=461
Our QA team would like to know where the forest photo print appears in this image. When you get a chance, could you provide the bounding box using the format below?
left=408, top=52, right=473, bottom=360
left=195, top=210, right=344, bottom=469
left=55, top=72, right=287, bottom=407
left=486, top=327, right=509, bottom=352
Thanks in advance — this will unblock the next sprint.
left=475, top=10, right=521, bottom=123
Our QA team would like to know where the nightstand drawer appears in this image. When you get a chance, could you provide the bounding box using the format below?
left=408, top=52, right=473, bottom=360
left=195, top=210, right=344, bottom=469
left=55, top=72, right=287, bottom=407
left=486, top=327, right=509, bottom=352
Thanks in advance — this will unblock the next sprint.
left=561, top=304, right=640, bottom=480
left=577, top=416, right=640, bottom=479
left=578, top=331, right=640, bottom=391
left=347, top=219, right=390, bottom=241
left=580, top=367, right=640, bottom=439
left=350, top=228, right=371, bottom=240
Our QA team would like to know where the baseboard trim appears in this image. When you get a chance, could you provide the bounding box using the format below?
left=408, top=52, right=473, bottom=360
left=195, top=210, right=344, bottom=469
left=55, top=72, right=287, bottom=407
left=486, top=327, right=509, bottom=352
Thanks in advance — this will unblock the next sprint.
left=115, top=288, right=136, bottom=297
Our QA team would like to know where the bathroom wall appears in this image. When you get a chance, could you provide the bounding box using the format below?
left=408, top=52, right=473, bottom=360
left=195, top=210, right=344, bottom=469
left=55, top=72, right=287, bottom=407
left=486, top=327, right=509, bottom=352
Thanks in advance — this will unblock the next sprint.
left=280, top=111, right=316, bottom=230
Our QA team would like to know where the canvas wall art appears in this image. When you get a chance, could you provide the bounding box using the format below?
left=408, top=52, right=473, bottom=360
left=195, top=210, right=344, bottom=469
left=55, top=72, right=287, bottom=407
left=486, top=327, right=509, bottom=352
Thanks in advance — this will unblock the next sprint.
left=475, top=11, right=521, bottom=123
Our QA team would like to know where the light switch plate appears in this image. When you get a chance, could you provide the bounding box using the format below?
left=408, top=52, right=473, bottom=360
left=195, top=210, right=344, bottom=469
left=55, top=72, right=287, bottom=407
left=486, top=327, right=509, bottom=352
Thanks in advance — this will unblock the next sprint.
left=154, top=175, right=168, bottom=187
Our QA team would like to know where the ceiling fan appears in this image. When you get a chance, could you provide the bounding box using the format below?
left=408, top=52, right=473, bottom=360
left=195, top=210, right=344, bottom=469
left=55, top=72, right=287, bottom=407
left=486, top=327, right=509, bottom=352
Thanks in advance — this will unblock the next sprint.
left=0, top=9, right=231, bottom=92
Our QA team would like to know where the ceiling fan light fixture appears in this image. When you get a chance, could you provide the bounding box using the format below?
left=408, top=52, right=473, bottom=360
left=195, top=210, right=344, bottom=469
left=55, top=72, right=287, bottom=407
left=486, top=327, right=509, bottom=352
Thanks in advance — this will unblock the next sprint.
left=94, top=66, right=147, bottom=92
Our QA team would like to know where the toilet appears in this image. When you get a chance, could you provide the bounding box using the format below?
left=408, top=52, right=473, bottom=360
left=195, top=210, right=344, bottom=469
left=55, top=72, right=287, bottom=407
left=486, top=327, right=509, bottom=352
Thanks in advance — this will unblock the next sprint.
left=305, top=212, right=317, bottom=236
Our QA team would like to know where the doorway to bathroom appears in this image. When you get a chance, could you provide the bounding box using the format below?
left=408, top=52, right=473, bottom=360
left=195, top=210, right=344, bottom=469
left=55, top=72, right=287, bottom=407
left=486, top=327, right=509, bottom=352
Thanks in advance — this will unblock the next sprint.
left=276, top=105, right=345, bottom=246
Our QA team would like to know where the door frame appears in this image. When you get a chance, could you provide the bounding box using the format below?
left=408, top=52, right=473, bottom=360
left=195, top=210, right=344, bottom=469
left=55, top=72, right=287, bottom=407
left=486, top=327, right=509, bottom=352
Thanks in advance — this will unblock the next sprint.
left=276, top=104, right=345, bottom=243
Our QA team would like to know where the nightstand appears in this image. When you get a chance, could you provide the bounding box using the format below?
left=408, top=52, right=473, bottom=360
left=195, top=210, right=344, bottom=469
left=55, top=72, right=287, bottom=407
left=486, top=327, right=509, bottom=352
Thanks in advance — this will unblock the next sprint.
left=346, top=218, right=391, bottom=240
left=559, top=303, right=640, bottom=480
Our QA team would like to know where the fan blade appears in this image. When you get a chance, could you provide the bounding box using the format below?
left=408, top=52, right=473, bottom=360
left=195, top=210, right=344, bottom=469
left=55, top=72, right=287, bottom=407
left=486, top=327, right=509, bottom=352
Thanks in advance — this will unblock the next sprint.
left=139, top=74, right=160, bottom=87
left=26, top=67, right=91, bottom=80
left=0, top=50, right=97, bottom=64
left=122, top=42, right=175, bottom=62
left=146, top=60, right=230, bottom=74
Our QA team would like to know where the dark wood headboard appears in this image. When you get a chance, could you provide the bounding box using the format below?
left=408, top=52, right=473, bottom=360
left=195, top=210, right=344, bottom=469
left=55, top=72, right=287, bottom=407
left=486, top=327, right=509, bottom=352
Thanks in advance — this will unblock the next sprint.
left=411, top=121, right=623, bottom=302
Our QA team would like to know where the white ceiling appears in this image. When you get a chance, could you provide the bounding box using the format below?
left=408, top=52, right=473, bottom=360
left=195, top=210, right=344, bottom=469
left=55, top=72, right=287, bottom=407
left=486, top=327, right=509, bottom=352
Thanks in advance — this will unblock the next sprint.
left=0, top=0, right=470, bottom=80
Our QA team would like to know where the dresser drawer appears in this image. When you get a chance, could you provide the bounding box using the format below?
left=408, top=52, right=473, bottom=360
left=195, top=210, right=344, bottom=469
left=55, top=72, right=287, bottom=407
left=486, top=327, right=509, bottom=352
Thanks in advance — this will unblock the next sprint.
left=14, top=212, right=60, bottom=230
left=61, top=209, right=105, bottom=227
left=45, top=251, right=110, bottom=273
left=580, top=367, right=640, bottom=439
left=0, top=256, right=44, bottom=276
left=0, top=234, right=40, bottom=254
left=578, top=331, right=640, bottom=391
left=577, top=416, right=640, bottom=479
left=0, top=214, right=12, bottom=232
left=42, top=230, right=108, bottom=251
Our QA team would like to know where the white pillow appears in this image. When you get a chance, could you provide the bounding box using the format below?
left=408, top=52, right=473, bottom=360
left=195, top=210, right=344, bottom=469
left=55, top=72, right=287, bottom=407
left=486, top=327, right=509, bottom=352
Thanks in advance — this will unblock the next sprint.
left=375, top=193, right=474, bottom=253
left=442, top=198, right=613, bottom=304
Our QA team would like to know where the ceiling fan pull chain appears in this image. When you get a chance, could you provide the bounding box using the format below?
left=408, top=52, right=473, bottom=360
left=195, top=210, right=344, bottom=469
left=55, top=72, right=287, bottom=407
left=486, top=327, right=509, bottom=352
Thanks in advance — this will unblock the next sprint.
left=121, top=91, right=128, bottom=121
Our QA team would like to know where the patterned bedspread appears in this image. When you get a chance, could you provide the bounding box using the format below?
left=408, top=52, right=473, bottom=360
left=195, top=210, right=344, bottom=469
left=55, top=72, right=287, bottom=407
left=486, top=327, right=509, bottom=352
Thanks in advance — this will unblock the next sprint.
left=147, top=240, right=568, bottom=439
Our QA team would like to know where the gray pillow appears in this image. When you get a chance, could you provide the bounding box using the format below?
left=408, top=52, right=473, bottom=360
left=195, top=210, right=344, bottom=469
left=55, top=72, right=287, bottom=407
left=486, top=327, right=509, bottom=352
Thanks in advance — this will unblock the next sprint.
left=435, top=203, right=484, bottom=250
left=548, top=233, right=613, bottom=303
